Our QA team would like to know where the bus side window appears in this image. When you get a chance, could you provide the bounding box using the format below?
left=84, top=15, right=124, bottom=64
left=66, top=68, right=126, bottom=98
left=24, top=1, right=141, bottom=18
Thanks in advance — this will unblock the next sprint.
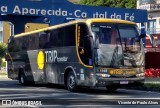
left=28, top=33, right=39, bottom=50
left=49, top=29, right=59, bottom=47
left=8, top=36, right=19, bottom=52
left=79, top=23, right=92, bottom=65
left=21, top=36, right=29, bottom=51
left=63, top=25, right=75, bottom=46
left=39, top=32, right=50, bottom=49
left=55, top=28, right=64, bottom=47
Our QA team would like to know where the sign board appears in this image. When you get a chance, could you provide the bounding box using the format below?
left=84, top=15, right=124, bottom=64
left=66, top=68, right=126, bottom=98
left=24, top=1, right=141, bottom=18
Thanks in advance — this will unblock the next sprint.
left=0, top=0, right=148, bottom=34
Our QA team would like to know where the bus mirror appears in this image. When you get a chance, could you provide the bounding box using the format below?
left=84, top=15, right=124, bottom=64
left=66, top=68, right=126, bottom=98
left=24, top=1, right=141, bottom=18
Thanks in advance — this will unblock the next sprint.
left=146, top=34, right=157, bottom=47
left=87, top=35, right=93, bottom=38
left=152, top=40, right=157, bottom=47
left=136, top=34, right=146, bottom=42
left=94, top=36, right=99, bottom=49
left=139, top=34, right=146, bottom=39
left=92, top=33, right=99, bottom=49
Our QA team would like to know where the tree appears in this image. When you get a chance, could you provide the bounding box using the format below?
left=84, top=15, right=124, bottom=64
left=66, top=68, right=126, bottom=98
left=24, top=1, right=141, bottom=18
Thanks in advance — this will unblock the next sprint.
left=80, top=0, right=137, bottom=9
left=68, top=0, right=80, bottom=4
left=0, top=43, right=6, bottom=66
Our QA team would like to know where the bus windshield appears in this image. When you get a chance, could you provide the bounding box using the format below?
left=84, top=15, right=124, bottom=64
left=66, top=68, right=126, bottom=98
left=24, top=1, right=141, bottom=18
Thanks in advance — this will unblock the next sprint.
left=118, top=25, right=141, bottom=53
left=91, top=23, right=144, bottom=67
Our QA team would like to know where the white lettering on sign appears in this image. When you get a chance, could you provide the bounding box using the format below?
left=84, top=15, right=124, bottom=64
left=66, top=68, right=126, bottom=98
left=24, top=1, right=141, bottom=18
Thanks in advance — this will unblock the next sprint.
left=45, top=50, right=68, bottom=63
left=74, top=10, right=87, bottom=18
left=53, top=8, right=67, bottom=16
left=13, top=5, right=21, bottom=14
left=93, top=12, right=107, bottom=18
left=125, top=13, right=134, bottom=21
left=1, top=6, right=7, bottom=13
left=0, top=5, right=136, bottom=21
left=13, top=5, right=68, bottom=16
left=110, top=12, right=122, bottom=19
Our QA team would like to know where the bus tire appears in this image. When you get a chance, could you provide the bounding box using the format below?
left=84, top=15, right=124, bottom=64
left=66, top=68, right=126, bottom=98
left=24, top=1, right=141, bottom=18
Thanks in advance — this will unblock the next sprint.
left=106, top=85, right=118, bottom=92
left=19, top=70, right=26, bottom=85
left=67, top=71, right=77, bottom=92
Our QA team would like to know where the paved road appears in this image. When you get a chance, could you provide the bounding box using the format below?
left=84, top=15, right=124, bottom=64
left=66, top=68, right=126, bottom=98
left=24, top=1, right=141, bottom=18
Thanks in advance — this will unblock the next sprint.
left=0, top=79, right=160, bottom=108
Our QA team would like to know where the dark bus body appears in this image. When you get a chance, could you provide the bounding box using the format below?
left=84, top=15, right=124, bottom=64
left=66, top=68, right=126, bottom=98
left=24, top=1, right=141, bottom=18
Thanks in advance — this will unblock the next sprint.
left=6, top=18, right=145, bottom=92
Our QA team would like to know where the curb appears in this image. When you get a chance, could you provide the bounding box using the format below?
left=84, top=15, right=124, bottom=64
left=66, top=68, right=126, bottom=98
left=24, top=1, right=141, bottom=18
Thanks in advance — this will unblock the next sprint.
left=145, top=78, right=160, bottom=83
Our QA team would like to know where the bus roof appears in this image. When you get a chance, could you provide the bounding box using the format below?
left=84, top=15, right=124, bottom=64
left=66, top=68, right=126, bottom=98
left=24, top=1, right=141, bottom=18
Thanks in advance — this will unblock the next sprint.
left=85, top=18, right=135, bottom=25
left=15, top=18, right=136, bottom=38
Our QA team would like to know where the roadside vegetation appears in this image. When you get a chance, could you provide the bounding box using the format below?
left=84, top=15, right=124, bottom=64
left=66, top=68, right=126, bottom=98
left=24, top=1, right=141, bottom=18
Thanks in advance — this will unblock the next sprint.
left=69, top=0, right=136, bottom=9
left=0, top=42, right=6, bottom=67
left=144, top=83, right=160, bottom=88
left=0, top=42, right=7, bottom=77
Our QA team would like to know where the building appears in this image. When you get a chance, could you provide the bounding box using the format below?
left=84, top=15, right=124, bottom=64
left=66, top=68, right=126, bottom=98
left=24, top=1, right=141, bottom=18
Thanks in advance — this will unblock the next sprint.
left=1, top=22, right=48, bottom=44
left=137, top=0, right=160, bottom=48
left=0, top=22, right=3, bottom=42
left=0, top=21, right=10, bottom=43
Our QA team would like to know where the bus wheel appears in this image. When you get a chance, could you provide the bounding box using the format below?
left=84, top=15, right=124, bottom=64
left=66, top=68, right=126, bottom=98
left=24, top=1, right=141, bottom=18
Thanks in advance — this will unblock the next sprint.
left=67, top=71, right=77, bottom=92
left=19, top=71, right=26, bottom=85
left=106, top=85, right=118, bottom=92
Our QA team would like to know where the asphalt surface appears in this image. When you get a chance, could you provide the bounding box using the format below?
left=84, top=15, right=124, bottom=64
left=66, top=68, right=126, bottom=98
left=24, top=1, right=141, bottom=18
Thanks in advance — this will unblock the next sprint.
left=0, top=79, right=160, bottom=108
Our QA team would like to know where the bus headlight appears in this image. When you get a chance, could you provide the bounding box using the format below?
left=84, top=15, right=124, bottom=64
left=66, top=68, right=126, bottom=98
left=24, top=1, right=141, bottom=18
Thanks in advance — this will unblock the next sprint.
left=96, top=73, right=110, bottom=78
left=136, top=73, right=144, bottom=77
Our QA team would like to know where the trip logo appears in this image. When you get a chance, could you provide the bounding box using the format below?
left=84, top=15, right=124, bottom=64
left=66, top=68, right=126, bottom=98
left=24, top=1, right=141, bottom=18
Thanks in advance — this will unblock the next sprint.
left=37, top=51, right=45, bottom=70
left=45, top=50, right=68, bottom=63
left=37, top=50, right=68, bottom=70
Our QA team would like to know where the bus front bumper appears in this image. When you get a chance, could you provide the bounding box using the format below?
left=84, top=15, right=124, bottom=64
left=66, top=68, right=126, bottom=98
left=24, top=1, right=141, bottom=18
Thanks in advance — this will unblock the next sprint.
left=95, top=77, right=145, bottom=87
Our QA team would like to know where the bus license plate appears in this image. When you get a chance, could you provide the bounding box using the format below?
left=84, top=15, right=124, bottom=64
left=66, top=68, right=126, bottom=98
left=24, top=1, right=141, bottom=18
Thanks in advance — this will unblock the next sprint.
left=120, top=81, right=128, bottom=84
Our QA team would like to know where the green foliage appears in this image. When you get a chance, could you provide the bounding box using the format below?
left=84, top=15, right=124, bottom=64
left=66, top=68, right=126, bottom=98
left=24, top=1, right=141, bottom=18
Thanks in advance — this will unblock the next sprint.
left=144, top=83, right=160, bottom=88
left=68, top=0, right=80, bottom=4
left=80, top=0, right=136, bottom=9
left=0, top=43, right=6, bottom=59
left=1, top=61, right=6, bottom=67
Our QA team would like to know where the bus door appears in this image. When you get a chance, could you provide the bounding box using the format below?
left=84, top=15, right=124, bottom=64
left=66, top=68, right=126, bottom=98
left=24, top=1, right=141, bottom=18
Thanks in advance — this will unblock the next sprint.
left=77, top=23, right=93, bottom=66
